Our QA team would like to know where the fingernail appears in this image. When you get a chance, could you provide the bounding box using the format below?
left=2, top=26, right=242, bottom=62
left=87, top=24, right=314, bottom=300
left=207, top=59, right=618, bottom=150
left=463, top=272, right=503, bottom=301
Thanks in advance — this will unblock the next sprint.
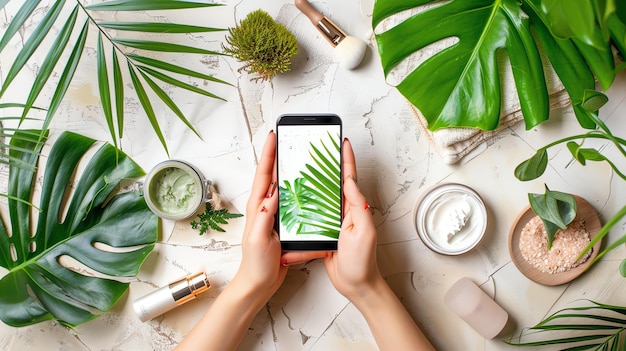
left=364, top=202, right=370, bottom=210
left=260, top=205, right=268, bottom=213
left=265, top=181, right=276, bottom=198
left=269, top=129, right=274, bottom=135
left=280, top=258, right=288, bottom=266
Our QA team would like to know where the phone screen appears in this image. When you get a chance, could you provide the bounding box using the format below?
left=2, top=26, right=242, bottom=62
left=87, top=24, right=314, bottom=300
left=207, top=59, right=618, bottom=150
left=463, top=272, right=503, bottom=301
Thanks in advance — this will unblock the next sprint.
left=276, top=114, right=342, bottom=250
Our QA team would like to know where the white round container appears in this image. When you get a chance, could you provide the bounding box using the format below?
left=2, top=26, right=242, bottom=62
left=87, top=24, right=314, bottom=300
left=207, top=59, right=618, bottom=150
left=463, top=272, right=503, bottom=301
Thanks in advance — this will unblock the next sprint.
left=414, top=183, right=487, bottom=255
left=143, top=160, right=212, bottom=220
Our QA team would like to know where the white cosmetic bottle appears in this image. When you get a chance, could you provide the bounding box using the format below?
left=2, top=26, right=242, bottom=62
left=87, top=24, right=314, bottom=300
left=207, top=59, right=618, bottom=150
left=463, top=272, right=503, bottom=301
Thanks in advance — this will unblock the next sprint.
left=133, top=271, right=211, bottom=322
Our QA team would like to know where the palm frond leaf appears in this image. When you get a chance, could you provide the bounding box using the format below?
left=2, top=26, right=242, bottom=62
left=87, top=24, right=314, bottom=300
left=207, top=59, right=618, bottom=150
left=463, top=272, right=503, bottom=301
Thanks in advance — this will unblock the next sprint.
left=506, top=300, right=626, bottom=350
left=0, top=1, right=230, bottom=171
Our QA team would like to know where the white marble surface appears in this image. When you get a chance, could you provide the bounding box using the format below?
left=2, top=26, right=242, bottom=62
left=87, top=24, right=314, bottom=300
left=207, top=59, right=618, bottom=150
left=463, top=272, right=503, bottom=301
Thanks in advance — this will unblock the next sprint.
left=1, top=1, right=625, bottom=350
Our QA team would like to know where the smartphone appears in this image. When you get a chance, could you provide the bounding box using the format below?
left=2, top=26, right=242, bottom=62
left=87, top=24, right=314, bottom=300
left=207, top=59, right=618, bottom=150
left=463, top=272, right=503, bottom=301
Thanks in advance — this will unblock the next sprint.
left=276, top=114, right=342, bottom=251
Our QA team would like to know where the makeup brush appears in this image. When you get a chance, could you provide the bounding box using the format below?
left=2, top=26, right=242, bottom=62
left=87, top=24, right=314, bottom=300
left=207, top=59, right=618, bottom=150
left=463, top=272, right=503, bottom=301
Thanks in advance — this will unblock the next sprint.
left=294, top=0, right=367, bottom=69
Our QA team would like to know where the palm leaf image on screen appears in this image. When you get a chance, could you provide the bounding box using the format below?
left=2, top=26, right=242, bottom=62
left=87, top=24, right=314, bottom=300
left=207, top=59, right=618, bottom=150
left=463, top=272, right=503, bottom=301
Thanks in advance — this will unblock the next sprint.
left=279, top=132, right=341, bottom=238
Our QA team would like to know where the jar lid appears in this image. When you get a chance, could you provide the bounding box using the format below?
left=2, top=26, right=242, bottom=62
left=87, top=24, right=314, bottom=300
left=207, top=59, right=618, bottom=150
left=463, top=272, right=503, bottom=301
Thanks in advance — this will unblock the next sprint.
left=414, top=183, right=487, bottom=255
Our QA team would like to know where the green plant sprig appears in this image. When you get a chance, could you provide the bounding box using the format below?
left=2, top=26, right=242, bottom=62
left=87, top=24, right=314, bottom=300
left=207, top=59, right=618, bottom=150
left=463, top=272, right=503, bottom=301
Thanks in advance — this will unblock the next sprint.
left=190, top=202, right=243, bottom=235
left=505, top=300, right=626, bottom=349
left=223, top=9, right=298, bottom=82
left=515, top=101, right=626, bottom=275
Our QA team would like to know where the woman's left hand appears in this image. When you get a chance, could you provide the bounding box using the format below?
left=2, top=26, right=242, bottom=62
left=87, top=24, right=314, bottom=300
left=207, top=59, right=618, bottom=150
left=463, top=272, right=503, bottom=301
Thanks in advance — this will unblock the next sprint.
left=229, top=130, right=287, bottom=302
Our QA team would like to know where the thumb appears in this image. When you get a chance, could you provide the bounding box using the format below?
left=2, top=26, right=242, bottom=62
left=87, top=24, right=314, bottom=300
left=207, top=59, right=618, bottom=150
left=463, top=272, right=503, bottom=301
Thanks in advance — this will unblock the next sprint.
left=343, top=176, right=372, bottom=224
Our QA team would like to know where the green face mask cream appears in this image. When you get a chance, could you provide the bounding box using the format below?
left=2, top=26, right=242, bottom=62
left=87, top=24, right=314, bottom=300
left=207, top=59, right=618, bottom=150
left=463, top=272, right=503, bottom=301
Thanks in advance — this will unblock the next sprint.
left=143, top=160, right=211, bottom=220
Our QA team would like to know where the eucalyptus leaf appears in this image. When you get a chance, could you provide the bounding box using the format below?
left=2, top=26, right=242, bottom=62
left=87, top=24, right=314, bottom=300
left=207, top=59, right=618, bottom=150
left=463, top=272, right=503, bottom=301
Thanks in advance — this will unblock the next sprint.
left=0, top=131, right=157, bottom=327
left=528, top=186, right=577, bottom=249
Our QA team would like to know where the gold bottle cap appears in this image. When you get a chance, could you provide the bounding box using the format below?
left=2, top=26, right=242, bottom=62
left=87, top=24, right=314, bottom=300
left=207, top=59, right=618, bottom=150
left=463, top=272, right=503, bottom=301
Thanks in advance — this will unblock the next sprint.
left=170, top=271, right=211, bottom=304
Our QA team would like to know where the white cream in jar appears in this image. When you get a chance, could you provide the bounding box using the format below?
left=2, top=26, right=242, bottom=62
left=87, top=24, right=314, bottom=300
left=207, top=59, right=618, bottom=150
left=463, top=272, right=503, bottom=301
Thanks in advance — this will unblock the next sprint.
left=415, top=183, right=487, bottom=255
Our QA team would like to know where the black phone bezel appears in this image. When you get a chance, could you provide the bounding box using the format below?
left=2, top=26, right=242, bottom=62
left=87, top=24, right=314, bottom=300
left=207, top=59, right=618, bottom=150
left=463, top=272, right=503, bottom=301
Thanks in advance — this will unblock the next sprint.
left=275, top=113, right=342, bottom=251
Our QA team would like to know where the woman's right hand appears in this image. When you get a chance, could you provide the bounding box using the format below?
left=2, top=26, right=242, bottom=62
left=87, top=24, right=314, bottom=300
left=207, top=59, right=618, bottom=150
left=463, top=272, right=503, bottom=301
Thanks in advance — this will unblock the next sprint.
left=322, top=138, right=384, bottom=301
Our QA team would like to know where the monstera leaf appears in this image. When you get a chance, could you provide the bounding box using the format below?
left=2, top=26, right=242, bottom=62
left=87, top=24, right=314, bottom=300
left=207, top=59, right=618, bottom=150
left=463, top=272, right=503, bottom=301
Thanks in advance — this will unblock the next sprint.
left=0, top=131, right=157, bottom=328
left=279, top=133, right=341, bottom=239
left=372, top=0, right=624, bottom=132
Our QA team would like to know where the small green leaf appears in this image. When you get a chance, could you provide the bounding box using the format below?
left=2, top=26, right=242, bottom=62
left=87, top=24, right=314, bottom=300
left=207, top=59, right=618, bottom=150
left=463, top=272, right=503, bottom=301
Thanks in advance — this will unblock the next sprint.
left=581, top=89, right=609, bottom=112
left=97, top=22, right=225, bottom=33
left=567, top=141, right=586, bottom=165
left=85, top=0, right=223, bottom=11
left=528, top=186, right=577, bottom=250
left=620, top=259, right=626, bottom=277
left=111, top=38, right=222, bottom=55
left=515, top=149, right=548, bottom=181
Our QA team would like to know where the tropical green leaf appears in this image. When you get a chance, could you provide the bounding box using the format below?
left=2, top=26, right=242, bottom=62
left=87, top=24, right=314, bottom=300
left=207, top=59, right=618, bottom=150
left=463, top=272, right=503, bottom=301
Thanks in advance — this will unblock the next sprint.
left=372, top=0, right=621, bottom=132
left=0, top=0, right=41, bottom=53
left=0, top=0, right=66, bottom=99
left=373, top=0, right=549, bottom=131
left=127, top=64, right=169, bottom=157
left=137, top=69, right=202, bottom=139
left=21, top=5, right=79, bottom=121
left=112, top=49, right=125, bottom=139
left=97, top=22, right=225, bottom=33
left=85, top=0, right=223, bottom=11
left=0, top=130, right=157, bottom=328
left=128, top=54, right=232, bottom=86
left=522, top=4, right=598, bottom=129
left=138, top=65, right=226, bottom=101
left=97, top=33, right=117, bottom=149
left=528, top=185, right=577, bottom=249
left=506, top=300, right=626, bottom=349
left=111, top=38, right=222, bottom=55
left=42, top=20, right=89, bottom=137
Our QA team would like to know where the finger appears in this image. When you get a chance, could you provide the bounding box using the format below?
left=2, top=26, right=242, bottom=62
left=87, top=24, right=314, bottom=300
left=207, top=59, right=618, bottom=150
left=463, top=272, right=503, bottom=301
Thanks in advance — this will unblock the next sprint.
left=280, top=251, right=329, bottom=266
left=248, top=131, right=277, bottom=210
left=342, top=138, right=357, bottom=182
left=343, top=174, right=373, bottom=227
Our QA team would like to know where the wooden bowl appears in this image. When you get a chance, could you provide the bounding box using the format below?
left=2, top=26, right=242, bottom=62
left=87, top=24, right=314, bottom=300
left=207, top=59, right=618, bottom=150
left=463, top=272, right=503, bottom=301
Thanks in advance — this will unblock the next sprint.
left=508, top=195, right=602, bottom=286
